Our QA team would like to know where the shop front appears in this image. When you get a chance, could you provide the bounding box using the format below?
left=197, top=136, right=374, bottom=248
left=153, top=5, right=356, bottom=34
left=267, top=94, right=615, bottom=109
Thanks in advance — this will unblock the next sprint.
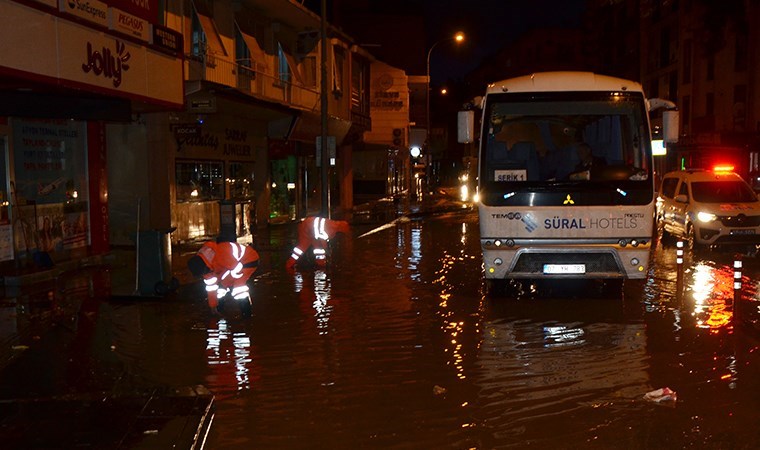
left=169, top=93, right=281, bottom=243
left=0, top=0, right=184, bottom=273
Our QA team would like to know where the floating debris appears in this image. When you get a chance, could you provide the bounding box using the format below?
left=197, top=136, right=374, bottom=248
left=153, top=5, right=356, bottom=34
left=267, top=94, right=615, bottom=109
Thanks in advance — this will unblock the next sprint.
left=644, top=387, right=677, bottom=403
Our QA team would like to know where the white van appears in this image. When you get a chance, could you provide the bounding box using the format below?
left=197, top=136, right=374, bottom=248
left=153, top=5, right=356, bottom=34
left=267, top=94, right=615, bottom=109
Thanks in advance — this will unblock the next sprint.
left=656, top=168, right=760, bottom=251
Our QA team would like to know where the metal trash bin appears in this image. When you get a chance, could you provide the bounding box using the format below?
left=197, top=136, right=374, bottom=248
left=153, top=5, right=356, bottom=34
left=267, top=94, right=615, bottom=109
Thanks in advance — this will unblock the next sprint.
left=137, top=227, right=178, bottom=296
left=219, top=199, right=236, bottom=241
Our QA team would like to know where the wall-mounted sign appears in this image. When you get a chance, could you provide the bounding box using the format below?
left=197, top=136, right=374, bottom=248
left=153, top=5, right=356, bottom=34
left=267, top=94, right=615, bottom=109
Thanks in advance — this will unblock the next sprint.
left=151, top=23, right=182, bottom=55
left=3, top=1, right=183, bottom=107
left=110, top=7, right=149, bottom=42
left=187, top=97, right=217, bottom=113
left=373, top=91, right=403, bottom=110
left=103, top=0, right=159, bottom=24
left=59, top=0, right=109, bottom=28
left=172, top=124, right=201, bottom=138
left=81, top=39, right=131, bottom=88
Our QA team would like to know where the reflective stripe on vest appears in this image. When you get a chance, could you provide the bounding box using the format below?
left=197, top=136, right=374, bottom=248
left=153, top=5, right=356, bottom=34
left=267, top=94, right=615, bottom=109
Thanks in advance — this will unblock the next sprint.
left=313, top=217, right=328, bottom=240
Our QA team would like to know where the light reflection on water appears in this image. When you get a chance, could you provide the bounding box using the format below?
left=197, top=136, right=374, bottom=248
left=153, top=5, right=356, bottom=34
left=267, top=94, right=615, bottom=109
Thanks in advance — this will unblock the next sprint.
left=167, top=216, right=760, bottom=448
left=206, top=318, right=253, bottom=393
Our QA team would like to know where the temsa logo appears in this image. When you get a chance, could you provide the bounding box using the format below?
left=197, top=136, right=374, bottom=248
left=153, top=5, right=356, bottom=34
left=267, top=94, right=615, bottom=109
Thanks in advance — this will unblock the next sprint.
left=82, top=40, right=131, bottom=88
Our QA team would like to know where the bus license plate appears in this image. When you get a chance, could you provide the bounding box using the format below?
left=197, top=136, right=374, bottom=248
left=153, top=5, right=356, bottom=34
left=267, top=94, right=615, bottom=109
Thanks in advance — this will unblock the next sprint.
left=730, top=229, right=756, bottom=235
left=543, top=264, right=586, bottom=274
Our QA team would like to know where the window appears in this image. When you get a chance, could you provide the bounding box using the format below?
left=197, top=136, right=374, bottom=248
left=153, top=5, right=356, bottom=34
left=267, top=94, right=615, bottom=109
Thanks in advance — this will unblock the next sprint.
left=176, top=160, right=224, bottom=202
left=682, top=95, right=691, bottom=130
left=734, top=84, right=747, bottom=128
left=228, top=162, right=255, bottom=200
left=668, top=71, right=678, bottom=101
left=661, top=177, right=679, bottom=198
left=190, top=2, right=226, bottom=57
left=190, top=8, right=206, bottom=57
left=682, top=40, right=692, bottom=84
left=648, top=78, right=659, bottom=98
left=235, top=26, right=252, bottom=70
left=659, top=29, right=670, bottom=68
left=351, top=57, right=369, bottom=112
left=678, top=180, right=688, bottom=198
left=277, top=42, right=290, bottom=84
left=735, top=32, right=747, bottom=72
left=332, top=45, right=345, bottom=95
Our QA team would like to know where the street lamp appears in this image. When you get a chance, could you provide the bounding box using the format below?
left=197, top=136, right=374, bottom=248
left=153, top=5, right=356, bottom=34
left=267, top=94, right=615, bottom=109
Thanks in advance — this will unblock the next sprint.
left=425, top=31, right=464, bottom=190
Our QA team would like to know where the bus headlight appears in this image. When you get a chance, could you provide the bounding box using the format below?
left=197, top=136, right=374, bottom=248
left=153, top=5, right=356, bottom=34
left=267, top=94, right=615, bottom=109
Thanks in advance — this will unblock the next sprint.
left=494, top=258, right=503, bottom=266
left=697, top=212, right=716, bottom=223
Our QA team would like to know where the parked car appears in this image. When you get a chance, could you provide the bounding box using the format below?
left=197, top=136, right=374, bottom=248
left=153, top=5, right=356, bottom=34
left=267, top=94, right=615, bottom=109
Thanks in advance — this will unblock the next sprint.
left=656, top=168, right=760, bottom=252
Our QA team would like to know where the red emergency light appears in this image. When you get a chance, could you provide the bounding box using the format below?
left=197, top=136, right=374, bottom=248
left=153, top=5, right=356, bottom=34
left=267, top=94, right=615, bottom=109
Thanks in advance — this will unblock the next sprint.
left=713, top=164, right=735, bottom=173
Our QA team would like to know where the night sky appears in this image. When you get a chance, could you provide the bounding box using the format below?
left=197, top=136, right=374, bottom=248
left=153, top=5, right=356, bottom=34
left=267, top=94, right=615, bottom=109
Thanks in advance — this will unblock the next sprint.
left=425, top=0, right=587, bottom=82
left=303, top=0, right=588, bottom=83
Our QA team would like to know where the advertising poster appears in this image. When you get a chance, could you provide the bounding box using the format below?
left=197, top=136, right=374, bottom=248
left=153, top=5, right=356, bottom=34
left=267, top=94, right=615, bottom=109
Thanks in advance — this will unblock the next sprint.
left=13, top=119, right=89, bottom=251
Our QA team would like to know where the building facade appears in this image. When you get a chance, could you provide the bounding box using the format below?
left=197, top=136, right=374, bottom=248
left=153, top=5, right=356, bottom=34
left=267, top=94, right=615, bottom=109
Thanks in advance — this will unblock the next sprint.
left=639, top=0, right=760, bottom=186
left=0, top=0, right=408, bottom=276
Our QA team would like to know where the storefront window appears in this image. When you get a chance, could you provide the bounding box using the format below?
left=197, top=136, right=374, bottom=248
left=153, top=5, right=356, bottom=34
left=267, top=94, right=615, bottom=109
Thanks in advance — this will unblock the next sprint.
left=228, top=161, right=254, bottom=199
left=12, top=119, right=89, bottom=254
left=176, top=160, right=224, bottom=202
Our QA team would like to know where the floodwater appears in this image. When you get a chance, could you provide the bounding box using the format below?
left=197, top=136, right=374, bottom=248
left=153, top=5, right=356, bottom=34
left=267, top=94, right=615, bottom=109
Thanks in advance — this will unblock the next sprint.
left=5, top=206, right=760, bottom=449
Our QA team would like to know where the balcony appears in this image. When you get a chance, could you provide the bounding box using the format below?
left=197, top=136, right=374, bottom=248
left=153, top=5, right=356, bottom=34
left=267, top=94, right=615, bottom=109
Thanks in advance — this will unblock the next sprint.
left=185, top=51, right=320, bottom=112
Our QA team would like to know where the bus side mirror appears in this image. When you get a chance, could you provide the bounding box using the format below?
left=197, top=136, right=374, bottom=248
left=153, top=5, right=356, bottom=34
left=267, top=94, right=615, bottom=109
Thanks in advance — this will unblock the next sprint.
left=662, top=110, right=679, bottom=144
left=458, top=110, right=474, bottom=144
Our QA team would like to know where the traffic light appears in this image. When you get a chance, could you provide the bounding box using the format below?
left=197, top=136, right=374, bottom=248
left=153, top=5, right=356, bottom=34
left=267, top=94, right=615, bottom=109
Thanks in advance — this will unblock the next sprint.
left=392, top=128, right=403, bottom=147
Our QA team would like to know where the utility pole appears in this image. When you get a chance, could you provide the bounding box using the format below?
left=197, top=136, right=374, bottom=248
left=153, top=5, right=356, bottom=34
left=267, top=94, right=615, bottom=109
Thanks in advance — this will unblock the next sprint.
left=320, top=0, right=330, bottom=217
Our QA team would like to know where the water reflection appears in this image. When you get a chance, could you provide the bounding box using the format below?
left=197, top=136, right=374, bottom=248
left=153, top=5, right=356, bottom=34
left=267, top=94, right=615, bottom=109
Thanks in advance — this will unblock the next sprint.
left=690, top=262, right=733, bottom=332
left=543, top=325, right=585, bottom=347
left=206, top=319, right=253, bottom=393
left=475, top=299, right=649, bottom=446
left=294, top=270, right=333, bottom=335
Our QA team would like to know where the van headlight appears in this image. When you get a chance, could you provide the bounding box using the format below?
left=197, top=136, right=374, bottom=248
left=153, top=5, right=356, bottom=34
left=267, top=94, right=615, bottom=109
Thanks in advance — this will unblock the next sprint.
left=697, top=212, right=717, bottom=223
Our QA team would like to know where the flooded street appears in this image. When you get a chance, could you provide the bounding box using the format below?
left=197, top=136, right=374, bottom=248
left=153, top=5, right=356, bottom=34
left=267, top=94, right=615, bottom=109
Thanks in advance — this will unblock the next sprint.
left=5, top=206, right=760, bottom=448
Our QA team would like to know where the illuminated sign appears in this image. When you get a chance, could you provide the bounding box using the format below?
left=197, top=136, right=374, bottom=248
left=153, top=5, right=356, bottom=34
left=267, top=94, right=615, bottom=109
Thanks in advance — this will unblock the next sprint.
left=652, top=139, right=666, bottom=156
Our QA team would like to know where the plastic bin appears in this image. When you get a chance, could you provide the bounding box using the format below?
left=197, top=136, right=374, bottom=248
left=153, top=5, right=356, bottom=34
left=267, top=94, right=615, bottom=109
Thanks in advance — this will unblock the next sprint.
left=137, top=227, right=178, bottom=296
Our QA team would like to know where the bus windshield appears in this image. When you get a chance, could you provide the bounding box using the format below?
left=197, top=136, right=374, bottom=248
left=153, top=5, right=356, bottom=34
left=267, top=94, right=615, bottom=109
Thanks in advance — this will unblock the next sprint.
left=480, top=92, right=651, bottom=189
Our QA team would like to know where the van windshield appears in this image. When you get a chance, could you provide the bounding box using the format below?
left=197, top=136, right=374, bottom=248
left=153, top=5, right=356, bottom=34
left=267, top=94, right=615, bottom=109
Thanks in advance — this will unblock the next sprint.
left=691, top=181, right=758, bottom=203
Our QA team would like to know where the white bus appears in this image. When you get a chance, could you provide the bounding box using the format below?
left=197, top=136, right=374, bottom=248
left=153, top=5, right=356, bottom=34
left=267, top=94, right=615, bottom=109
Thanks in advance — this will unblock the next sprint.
left=458, top=72, right=678, bottom=292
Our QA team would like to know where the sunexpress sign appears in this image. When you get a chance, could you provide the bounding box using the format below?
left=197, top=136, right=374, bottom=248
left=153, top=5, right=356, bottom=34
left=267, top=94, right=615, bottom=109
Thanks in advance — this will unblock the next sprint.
left=59, top=0, right=109, bottom=27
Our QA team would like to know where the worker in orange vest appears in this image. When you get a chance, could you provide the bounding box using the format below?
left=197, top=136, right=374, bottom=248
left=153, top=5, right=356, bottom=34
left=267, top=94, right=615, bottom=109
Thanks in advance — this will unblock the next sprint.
left=286, top=216, right=350, bottom=271
left=188, top=237, right=260, bottom=317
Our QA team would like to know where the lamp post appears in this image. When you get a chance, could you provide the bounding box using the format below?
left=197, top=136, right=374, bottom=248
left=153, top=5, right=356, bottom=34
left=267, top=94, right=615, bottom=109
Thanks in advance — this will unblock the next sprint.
left=425, top=31, right=464, bottom=191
